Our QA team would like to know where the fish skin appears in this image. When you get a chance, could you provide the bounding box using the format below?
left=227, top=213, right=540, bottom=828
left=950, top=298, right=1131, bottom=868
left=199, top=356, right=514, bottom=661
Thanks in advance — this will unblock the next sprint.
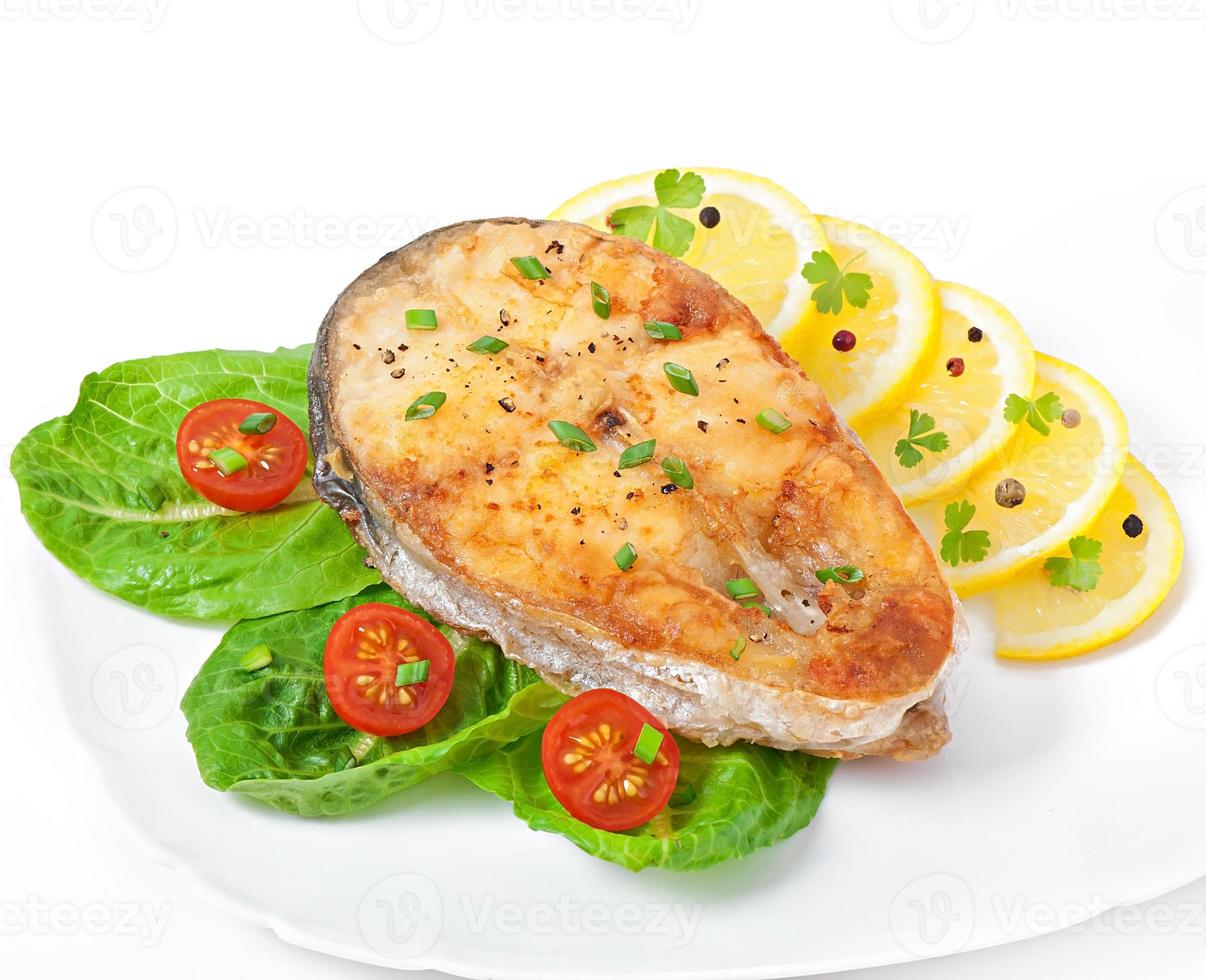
left=309, top=218, right=964, bottom=759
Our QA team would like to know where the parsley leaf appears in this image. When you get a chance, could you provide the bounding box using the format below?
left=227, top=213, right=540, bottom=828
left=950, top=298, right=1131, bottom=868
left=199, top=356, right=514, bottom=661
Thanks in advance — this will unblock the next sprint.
left=1003, top=391, right=1064, bottom=437
left=801, top=250, right=874, bottom=315
left=653, top=168, right=705, bottom=208
left=939, top=499, right=991, bottom=567
left=894, top=409, right=950, bottom=468
left=608, top=168, right=705, bottom=258
left=1043, top=536, right=1103, bottom=591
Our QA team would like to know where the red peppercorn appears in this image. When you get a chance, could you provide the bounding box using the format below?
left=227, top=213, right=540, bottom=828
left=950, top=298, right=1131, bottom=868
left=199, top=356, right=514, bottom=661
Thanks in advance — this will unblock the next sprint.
left=832, top=330, right=857, bottom=352
left=947, top=357, right=965, bottom=377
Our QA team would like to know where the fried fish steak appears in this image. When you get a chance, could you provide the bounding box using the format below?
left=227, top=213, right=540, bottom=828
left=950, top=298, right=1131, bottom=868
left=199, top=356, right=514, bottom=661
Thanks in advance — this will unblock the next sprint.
left=309, top=218, right=966, bottom=759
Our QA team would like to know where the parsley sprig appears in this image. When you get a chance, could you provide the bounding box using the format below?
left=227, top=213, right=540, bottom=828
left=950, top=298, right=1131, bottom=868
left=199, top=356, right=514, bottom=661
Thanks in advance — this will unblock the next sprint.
left=1004, top=391, right=1064, bottom=436
left=894, top=410, right=950, bottom=468
left=802, top=250, right=873, bottom=315
left=1044, top=536, right=1103, bottom=591
left=609, top=169, right=705, bottom=258
left=940, top=500, right=991, bottom=567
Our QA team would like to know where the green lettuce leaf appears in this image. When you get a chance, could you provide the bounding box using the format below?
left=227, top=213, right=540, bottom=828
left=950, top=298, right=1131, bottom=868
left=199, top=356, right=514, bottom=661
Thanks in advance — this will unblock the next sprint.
left=181, top=584, right=565, bottom=816
left=456, top=730, right=836, bottom=872
left=10, top=345, right=378, bottom=619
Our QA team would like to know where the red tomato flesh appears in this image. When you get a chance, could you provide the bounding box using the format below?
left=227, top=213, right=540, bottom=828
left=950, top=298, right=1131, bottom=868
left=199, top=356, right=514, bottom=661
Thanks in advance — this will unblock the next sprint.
left=324, top=603, right=456, bottom=737
left=541, top=688, right=679, bottom=832
left=175, top=398, right=307, bottom=512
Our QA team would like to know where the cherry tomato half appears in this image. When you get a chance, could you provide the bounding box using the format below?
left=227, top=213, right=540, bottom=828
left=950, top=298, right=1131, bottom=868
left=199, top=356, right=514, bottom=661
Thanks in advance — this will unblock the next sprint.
left=323, top=603, right=456, bottom=737
left=176, top=398, right=307, bottom=512
left=541, top=689, right=679, bottom=832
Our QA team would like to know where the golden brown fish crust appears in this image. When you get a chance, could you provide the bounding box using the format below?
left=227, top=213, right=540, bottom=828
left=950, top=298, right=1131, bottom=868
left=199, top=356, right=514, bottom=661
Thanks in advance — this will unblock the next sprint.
left=310, top=218, right=962, bottom=758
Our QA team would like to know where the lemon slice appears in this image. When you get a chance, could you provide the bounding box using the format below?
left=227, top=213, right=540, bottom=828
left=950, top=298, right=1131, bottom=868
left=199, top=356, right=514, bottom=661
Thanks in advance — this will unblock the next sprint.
left=778, top=215, right=940, bottom=426
left=855, top=282, right=1036, bottom=505
left=910, top=353, right=1129, bottom=596
left=551, top=167, right=827, bottom=339
left=994, top=456, right=1182, bottom=660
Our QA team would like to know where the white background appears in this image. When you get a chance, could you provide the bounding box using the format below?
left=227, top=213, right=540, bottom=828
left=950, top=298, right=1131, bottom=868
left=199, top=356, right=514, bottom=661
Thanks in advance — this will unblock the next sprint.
left=2, top=0, right=1204, bottom=977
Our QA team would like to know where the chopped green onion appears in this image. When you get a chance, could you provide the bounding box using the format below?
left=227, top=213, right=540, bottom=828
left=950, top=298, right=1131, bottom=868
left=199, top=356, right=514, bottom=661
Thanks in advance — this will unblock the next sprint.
left=548, top=420, right=597, bottom=453
left=660, top=456, right=694, bottom=489
left=633, top=723, right=664, bottom=765
left=816, top=565, right=865, bottom=585
left=350, top=732, right=375, bottom=762
left=405, top=308, right=439, bottom=330
left=466, top=335, right=509, bottom=355
left=644, top=320, right=682, bottom=341
left=669, top=784, right=697, bottom=807
left=136, top=478, right=164, bottom=511
left=663, top=362, right=699, bottom=396
left=618, top=439, right=656, bottom=469
left=728, top=636, right=747, bottom=661
left=756, top=408, right=792, bottom=434
left=240, top=643, right=272, bottom=672
left=742, top=601, right=774, bottom=616
left=614, top=541, right=637, bottom=571
left=511, top=256, right=550, bottom=280
left=395, top=660, right=430, bottom=686
left=238, top=412, right=277, bottom=435
left=405, top=391, right=447, bottom=421
left=209, top=446, right=247, bottom=476
left=591, top=281, right=611, bottom=319
left=726, top=577, right=759, bottom=601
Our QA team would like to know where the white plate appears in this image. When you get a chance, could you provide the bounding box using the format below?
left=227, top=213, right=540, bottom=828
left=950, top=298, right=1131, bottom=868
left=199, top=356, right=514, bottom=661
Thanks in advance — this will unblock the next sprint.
left=27, top=487, right=1204, bottom=978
